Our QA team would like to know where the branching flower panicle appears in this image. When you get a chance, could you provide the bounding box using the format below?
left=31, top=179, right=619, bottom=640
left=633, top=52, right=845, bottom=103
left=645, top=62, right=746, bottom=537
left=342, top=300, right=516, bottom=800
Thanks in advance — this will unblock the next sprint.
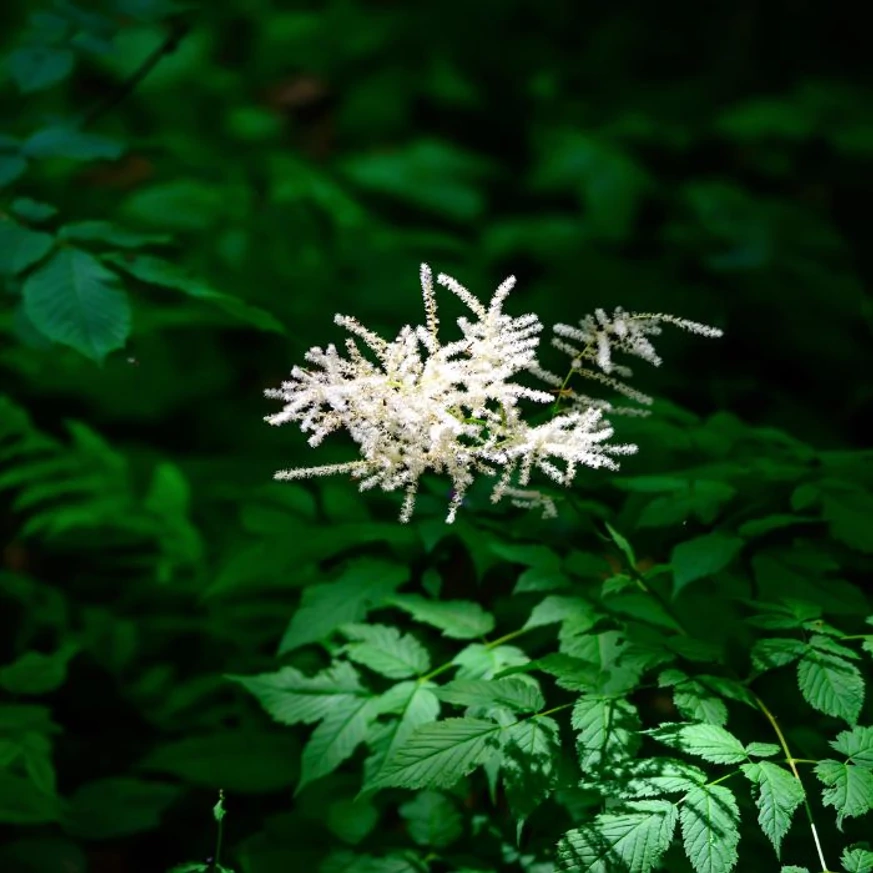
left=265, top=265, right=722, bottom=522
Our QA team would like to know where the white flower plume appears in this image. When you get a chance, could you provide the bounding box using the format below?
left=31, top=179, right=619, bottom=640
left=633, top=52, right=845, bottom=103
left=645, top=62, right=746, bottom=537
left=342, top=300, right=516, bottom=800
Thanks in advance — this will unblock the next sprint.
left=265, top=265, right=721, bottom=522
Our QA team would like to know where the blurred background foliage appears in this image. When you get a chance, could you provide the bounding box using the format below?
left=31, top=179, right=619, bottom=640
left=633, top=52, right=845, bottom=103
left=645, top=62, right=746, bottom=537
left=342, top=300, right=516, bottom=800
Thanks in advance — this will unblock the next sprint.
left=1, top=0, right=871, bottom=872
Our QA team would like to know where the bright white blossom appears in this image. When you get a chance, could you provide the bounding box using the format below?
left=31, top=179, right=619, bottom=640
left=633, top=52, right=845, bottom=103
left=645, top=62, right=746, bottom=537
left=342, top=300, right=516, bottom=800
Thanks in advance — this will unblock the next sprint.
left=265, top=265, right=722, bottom=522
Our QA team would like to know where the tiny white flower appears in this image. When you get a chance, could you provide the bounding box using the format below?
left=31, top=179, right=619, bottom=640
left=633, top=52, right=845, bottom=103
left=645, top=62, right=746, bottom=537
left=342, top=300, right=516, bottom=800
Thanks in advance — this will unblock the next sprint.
left=265, top=265, right=721, bottom=523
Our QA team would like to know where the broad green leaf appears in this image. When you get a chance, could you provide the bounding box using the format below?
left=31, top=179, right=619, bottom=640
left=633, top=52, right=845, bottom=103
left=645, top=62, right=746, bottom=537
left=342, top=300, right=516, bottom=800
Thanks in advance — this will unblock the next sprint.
left=7, top=46, right=74, bottom=92
left=60, top=221, right=170, bottom=248
left=342, top=624, right=430, bottom=679
left=340, top=139, right=489, bottom=222
left=231, top=661, right=368, bottom=725
left=557, top=800, right=677, bottom=873
left=830, top=725, right=873, bottom=767
left=659, top=672, right=728, bottom=726
left=105, top=253, right=285, bottom=333
left=141, top=730, right=300, bottom=793
left=279, top=560, right=408, bottom=653
left=0, top=153, right=27, bottom=187
left=745, top=742, right=781, bottom=758
left=120, top=179, right=225, bottom=231
left=63, top=778, right=180, bottom=839
left=815, top=759, right=873, bottom=829
left=452, top=643, right=530, bottom=680
left=671, top=533, right=743, bottom=596
left=573, top=696, right=641, bottom=771
left=797, top=649, right=864, bottom=724
left=604, top=522, right=637, bottom=569
left=488, top=541, right=561, bottom=569
left=842, top=847, right=873, bottom=873
left=23, top=248, right=130, bottom=361
left=326, top=796, right=379, bottom=845
left=650, top=723, right=746, bottom=765
left=389, top=594, right=495, bottom=639
left=369, top=718, right=503, bottom=790
left=741, top=761, right=805, bottom=857
left=0, top=771, right=61, bottom=824
left=0, top=644, right=78, bottom=695
left=10, top=198, right=57, bottom=223
left=524, top=595, right=597, bottom=631
left=502, top=716, right=561, bottom=828
left=299, top=696, right=378, bottom=791
left=23, top=127, right=124, bottom=161
left=364, top=681, right=440, bottom=789
left=821, top=485, right=873, bottom=553
left=399, top=791, right=463, bottom=848
left=0, top=220, right=54, bottom=275
left=436, top=678, right=544, bottom=714
left=751, top=638, right=806, bottom=671
left=321, top=851, right=422, bottom=873
left=680, top=785, right=740, bottom=873
left=781, top=868, right=810, bottom=873
left=617, top=758, right=707, bottom=799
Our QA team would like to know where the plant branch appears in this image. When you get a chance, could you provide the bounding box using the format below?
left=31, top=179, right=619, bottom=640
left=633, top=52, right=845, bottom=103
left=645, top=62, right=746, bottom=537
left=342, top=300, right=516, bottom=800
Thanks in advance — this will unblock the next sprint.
left=82, top=19, right=191, bottom=127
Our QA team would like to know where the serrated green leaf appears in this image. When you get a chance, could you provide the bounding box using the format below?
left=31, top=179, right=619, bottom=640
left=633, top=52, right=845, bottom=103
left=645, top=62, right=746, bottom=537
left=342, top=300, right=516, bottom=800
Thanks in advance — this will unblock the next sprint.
left=680, top=784, right=740, bottom=873
left=524, top=595, right=597, bottom=631
left=617, top=758, right=707, bottom=799
left=650, top=723, right=746, bottom=764
left=502, top=716, right=561, bottom=829
left=449, top=643, right=530, bottom=680
left=364, top=682, right=440, bottom=790
left=436, top=678, right=544, bottom=714
left=399, top=791, right=463, bottom=848
left=660, top=673, right=729, bottom=726
left=342, top=624, right=430, bottom=679
left=780, top=867, right=810, bottom=873
left=745, top=742, right=781, bottom=758
left=0, top=219, right=54, bottom=276
left=830, top=726, right=873, bottom=768
left=797, top=650, right=864, bottom=725
left=842, top=846, right=873, bottom=873
left=231, top=661, right=368, bottom=725
left=326, top=795, right=379, bottom=845
left=751, top=638, right=806, bottom=671
left=368, top=718, right=502, bottom=790
left=557, top=800, right=677, bottom=873
left=278, top=561, right=408, bottom=654
left=741, top=761, right=804, bottom=857
left=389, top=595, right=495, bottom=639
left=573, top=696, right=641, bottom=771
left=299, top=695, right=378, bottom=791
left=815, top=759, right=873, bottom=829
left=22, top=248, right=130, bottom=361
left=7, top=46, right=74, bottom=92
left=671, top=533, right=743, bottom=596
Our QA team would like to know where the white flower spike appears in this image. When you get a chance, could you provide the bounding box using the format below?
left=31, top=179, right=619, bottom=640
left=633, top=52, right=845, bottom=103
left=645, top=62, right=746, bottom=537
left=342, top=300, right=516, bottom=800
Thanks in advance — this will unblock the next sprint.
left=265, top=265, right=722, bottom=523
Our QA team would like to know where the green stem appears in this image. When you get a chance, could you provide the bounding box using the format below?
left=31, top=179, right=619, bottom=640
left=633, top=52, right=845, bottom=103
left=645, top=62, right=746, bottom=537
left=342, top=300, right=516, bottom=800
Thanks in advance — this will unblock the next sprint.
left=609, top=527, right=829, bottom=873
left=211, top=790, right=225, bottom=872
left=418, top=627, right=532, bottom=684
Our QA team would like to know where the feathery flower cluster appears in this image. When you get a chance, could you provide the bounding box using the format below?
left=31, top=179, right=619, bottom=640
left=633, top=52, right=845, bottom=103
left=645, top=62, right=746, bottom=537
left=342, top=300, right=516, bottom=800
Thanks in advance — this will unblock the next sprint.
left=266, top=265, right=722, bottom=522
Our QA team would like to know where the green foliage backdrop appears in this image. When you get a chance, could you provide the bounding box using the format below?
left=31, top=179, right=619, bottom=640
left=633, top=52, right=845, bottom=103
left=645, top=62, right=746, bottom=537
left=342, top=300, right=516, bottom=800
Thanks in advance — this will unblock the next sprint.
left=1, top=2, right=871, bottom=872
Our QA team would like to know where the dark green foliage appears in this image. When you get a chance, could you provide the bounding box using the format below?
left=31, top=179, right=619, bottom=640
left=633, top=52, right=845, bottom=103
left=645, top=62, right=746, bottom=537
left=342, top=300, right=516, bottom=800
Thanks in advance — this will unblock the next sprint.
left=2, top=1, right=873, bottom=872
